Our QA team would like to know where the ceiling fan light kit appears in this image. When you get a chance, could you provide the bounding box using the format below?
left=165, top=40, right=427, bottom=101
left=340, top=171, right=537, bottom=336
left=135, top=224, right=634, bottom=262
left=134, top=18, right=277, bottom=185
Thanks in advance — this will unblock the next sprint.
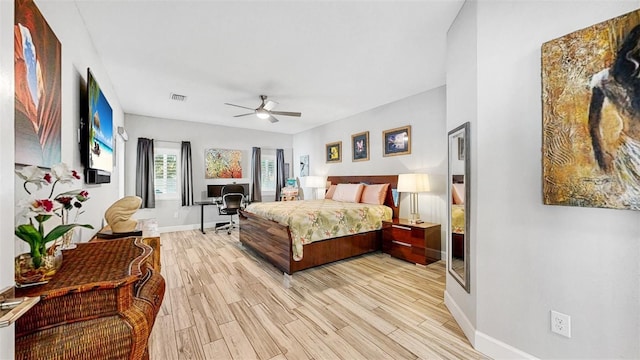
left=225, top=95, right=302, bottom=123
left=256, top=109, right=270, bottom=119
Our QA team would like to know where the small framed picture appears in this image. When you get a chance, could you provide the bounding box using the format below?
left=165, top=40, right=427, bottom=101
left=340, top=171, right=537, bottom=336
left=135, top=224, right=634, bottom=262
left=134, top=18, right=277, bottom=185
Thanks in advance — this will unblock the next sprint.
left=383, top=125, right=411, bottom=157
left=351, top=131, right=369, bottom=162
left=326, top=141, right=342, bottom=163
left=300, top=155, right=309, bottom=176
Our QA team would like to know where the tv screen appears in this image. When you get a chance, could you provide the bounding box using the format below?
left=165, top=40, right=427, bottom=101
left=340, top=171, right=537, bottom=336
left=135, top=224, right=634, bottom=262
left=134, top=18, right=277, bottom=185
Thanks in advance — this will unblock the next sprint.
left=86, top=68, right=113, bottom=173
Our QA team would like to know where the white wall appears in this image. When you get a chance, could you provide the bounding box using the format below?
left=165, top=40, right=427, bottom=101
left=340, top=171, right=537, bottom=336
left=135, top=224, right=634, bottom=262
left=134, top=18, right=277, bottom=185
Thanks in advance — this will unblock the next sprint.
left=0, top=1, right=17, bottom=356
left=123, top=114, right=293, bottom=231
left=1, top=1, right=125, bottom=357
left=12, top=1, right=125, bottom=249
left=448, top=1, right=640, bottom=358
left=445, top=0, right=478, bottom=343
left=292, top=87, right=448, bottom=248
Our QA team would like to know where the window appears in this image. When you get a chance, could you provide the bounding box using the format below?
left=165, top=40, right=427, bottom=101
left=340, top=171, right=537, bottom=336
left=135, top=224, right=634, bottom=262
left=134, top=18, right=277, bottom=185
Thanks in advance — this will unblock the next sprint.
left=261, top=155, right=276, bottom=192
left=154, top=147, right=179, bottom=200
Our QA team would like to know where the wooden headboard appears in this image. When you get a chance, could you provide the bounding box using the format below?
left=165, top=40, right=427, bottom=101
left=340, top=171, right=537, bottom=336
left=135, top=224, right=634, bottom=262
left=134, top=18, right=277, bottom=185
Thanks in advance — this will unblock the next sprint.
left=326, top=175, right=400, bottom=219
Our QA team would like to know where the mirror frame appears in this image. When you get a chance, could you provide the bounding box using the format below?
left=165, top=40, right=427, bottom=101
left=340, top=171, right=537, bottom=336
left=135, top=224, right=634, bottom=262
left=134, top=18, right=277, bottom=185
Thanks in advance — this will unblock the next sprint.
left=447, top=122, right=470, bottom=293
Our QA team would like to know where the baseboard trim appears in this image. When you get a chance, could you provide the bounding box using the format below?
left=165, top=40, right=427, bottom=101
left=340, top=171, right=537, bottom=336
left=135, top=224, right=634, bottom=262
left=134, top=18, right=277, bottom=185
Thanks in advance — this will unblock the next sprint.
left=444, top=291, right=538, bottom=359
left=475, top=331, right=538, bottom=359
left=158, top=222, right=218, bottom=233
left=444, top=290, right=476, bottom=346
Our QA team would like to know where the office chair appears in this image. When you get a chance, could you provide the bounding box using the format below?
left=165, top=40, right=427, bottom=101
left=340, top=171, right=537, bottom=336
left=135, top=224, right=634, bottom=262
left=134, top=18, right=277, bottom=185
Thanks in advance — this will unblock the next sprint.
left=214, top=184, right=245, bottom=235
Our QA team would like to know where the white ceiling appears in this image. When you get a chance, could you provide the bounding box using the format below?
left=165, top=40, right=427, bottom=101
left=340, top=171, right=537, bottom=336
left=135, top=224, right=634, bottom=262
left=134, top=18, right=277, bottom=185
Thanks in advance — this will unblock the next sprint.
left=75, top=0, right=464, bottom=135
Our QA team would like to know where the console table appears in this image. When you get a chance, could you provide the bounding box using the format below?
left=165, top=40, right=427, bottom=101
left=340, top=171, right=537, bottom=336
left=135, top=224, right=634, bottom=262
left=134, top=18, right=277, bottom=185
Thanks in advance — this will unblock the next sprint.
left=93, top=218, right=161, bottom=272
left=15, top=237, right=165, bottom=360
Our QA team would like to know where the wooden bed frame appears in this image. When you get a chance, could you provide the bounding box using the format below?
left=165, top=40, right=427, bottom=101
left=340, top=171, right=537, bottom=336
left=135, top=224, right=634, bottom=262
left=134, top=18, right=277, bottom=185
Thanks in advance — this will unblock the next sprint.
left=238, top=175, right=399, bottom=275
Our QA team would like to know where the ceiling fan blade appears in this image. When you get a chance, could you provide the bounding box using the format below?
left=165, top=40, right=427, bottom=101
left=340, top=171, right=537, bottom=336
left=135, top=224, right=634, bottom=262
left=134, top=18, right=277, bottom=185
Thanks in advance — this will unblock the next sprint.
left=270, top=111, right=301, bottom=117
left=224, top=103, right=255, bottom=111
left=233, top=113, right=255, bottom=117
left=267, top=115, right=279, bottom=123
left=264, top=100, right=278, bottom=111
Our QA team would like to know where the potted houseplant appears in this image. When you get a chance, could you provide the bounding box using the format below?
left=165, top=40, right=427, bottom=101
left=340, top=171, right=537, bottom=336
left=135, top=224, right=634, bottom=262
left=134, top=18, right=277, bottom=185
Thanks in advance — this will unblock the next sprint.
left=15, top=163, right=93, bottom=285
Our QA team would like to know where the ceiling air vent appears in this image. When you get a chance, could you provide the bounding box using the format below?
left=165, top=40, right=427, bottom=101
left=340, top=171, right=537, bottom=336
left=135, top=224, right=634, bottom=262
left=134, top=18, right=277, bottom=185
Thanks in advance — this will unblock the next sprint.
left=170, top=93, right=187, bottom=102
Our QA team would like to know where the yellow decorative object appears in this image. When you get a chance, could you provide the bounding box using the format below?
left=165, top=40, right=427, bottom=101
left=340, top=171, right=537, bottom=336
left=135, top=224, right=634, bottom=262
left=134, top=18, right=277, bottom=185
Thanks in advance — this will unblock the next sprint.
left=104, top=196, right=142, bottom=233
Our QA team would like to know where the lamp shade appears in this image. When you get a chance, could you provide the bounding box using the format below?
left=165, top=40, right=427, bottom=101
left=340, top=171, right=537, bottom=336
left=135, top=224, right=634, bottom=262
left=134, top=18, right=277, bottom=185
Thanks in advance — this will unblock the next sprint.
left=397, top=173, right=430, bottom=193
left=303, top=176, right=326, bottom=188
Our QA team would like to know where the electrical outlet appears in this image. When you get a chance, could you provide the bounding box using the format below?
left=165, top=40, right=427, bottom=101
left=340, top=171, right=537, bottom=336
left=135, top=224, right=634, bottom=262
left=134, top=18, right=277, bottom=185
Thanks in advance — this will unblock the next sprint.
left=551, top=310, right=571, bottom=338
left=173, top=211, right=179, bottom=219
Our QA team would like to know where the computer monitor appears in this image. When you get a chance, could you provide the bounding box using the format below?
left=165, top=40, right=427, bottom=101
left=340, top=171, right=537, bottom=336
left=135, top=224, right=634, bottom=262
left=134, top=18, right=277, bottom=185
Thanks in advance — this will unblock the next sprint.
left=207, top=183, right=250, bottom=198
left=207, top=184, right=225, bottom=198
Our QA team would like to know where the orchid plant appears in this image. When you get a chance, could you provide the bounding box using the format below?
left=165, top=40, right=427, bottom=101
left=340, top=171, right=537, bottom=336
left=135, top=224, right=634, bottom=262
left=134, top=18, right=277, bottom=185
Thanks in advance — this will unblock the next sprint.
left=15, top=163, right=93, bottom=268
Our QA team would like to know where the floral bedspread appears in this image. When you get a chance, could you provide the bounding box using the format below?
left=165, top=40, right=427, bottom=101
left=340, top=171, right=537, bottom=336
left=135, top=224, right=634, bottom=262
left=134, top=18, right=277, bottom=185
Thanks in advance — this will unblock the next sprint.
left=244, top=199, right=392, bottom=261
left=452, top=204, right=465, bottom=234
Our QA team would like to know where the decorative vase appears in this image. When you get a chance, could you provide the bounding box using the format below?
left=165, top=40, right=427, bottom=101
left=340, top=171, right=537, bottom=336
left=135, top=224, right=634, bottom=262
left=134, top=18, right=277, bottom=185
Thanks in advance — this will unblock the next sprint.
left=15, top=249, right=63, bottom=287
left=61, top=229, right=77, bottom=250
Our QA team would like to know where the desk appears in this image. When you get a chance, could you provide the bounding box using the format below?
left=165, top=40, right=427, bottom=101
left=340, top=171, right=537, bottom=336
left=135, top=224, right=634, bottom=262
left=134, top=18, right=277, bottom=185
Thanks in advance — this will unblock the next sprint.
left=195, top=200, right=217, bottom=234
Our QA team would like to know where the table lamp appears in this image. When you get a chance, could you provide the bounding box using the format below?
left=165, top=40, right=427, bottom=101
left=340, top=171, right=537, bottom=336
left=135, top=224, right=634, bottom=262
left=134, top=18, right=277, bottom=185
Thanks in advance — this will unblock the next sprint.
left=303, top=176, right=326, bottom=199
left=397, top=173, right=430, bottom=223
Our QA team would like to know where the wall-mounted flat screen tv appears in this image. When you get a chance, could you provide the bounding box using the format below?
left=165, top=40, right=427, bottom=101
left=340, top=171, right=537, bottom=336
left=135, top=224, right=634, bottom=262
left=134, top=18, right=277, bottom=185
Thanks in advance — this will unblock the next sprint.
left=81, top=68, right=113, bottom=183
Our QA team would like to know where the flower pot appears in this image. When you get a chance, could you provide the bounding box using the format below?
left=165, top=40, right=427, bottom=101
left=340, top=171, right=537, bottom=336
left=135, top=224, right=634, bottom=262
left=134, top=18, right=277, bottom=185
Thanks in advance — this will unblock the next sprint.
left=15, top=250, right=63, bottom=287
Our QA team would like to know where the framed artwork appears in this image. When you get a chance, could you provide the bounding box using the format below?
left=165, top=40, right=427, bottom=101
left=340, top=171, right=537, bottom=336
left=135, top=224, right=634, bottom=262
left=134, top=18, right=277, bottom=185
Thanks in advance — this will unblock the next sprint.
left=205, top=148, right=242, bottom=178
left=383, top=125, right=411, bottom=157
left=300, top=155, right=309, bottom=176
left=351, top=131, right=369, bottom=162
left=326, top=141, right=342, bottom=163
left=542, top=9, right=640, bottom=210
left=15, top=0, right=62, bottom=168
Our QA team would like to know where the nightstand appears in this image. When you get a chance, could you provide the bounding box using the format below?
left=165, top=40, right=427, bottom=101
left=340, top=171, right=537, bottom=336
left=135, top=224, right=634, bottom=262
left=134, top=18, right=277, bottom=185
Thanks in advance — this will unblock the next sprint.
left=382, top=219, right=441, bottom=265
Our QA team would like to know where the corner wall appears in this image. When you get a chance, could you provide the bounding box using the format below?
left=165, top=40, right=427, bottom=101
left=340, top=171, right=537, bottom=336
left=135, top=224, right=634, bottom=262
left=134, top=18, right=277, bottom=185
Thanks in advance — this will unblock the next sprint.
left=445, top=0, right=479, bottom=344
left=448, top=1, right=640, bottom=358
left=0, top=1, right=16, bottom=357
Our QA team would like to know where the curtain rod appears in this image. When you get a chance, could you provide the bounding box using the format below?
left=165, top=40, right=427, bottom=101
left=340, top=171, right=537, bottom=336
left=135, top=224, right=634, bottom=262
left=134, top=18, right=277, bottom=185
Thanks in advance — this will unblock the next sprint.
left=154, top=139, right=182, bottom=144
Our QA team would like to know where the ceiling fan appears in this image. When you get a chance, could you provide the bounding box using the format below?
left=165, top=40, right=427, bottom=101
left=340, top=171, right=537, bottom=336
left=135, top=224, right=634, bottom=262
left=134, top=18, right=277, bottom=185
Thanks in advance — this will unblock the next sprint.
left=224, top=95, right=302, bottom=123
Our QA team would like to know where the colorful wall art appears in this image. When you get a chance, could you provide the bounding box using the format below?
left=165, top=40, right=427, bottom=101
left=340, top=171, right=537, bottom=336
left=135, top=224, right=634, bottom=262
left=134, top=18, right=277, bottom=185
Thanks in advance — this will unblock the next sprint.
left=542, top=9, right=640, bottom=210
left=205, top=148, right=242, bottom=178
left=15, top=0, right=62, bottom=168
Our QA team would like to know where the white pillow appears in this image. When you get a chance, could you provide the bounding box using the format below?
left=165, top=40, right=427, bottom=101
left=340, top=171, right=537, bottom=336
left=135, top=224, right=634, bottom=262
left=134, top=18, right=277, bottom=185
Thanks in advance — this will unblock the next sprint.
left=332, top=183, right=365, bottom=203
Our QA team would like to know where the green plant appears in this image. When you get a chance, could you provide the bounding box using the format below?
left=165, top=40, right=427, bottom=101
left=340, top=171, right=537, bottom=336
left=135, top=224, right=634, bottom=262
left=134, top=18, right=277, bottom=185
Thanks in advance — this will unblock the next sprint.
left=15, top=164, right=93, bottom=268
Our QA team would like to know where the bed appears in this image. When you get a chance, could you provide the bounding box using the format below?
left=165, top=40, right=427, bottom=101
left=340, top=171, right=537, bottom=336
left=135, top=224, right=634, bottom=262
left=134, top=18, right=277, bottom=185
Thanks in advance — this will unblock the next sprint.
left=238, top=175, right=399, bottom=274
left=451, top=176, right=465, bottom=259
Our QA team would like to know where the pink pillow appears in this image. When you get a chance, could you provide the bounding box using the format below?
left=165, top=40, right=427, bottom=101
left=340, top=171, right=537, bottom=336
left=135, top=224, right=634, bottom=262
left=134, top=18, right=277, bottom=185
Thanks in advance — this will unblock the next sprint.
left=360, top=184, right=389, bottom=205
left=452, top=183, right=465, bottom=205
left=325, top=184, right=337, bottom=199
left=332, top=184, right=364, bottom=203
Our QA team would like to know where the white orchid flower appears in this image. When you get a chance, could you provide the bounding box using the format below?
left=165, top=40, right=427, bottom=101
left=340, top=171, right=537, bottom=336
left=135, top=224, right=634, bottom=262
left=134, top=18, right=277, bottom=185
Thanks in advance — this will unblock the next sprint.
left=15, top=197, right=37, bottom=222
left=15, top=165, right=49, bottom=191
left=51, top=163, right=76, bottom=183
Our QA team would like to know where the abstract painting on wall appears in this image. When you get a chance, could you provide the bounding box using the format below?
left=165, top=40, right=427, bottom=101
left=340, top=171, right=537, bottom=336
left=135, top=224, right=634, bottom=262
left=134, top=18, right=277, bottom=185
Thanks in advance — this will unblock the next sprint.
left=542, top=9, right=640, bottom=210
left=15, top=0, right=62, bottom=168
left=205, top=149, right=242, bottom=178
left=300, top=155, right=309, bottom=177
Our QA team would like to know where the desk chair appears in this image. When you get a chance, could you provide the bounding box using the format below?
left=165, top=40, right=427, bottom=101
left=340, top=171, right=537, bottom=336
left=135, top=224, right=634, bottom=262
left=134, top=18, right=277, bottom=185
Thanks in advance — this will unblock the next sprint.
left=214, top=184, right=245, bottom=234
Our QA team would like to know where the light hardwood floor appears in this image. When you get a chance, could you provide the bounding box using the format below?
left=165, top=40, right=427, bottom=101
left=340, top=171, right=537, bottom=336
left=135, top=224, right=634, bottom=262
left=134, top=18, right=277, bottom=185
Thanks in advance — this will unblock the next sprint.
left=148, top=228, right=486, bottom=359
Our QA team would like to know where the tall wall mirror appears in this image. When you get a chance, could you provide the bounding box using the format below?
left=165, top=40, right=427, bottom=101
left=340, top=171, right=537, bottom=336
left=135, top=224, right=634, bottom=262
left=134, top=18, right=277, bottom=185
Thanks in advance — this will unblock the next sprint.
left=448, top=122, right=470, bottom=292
